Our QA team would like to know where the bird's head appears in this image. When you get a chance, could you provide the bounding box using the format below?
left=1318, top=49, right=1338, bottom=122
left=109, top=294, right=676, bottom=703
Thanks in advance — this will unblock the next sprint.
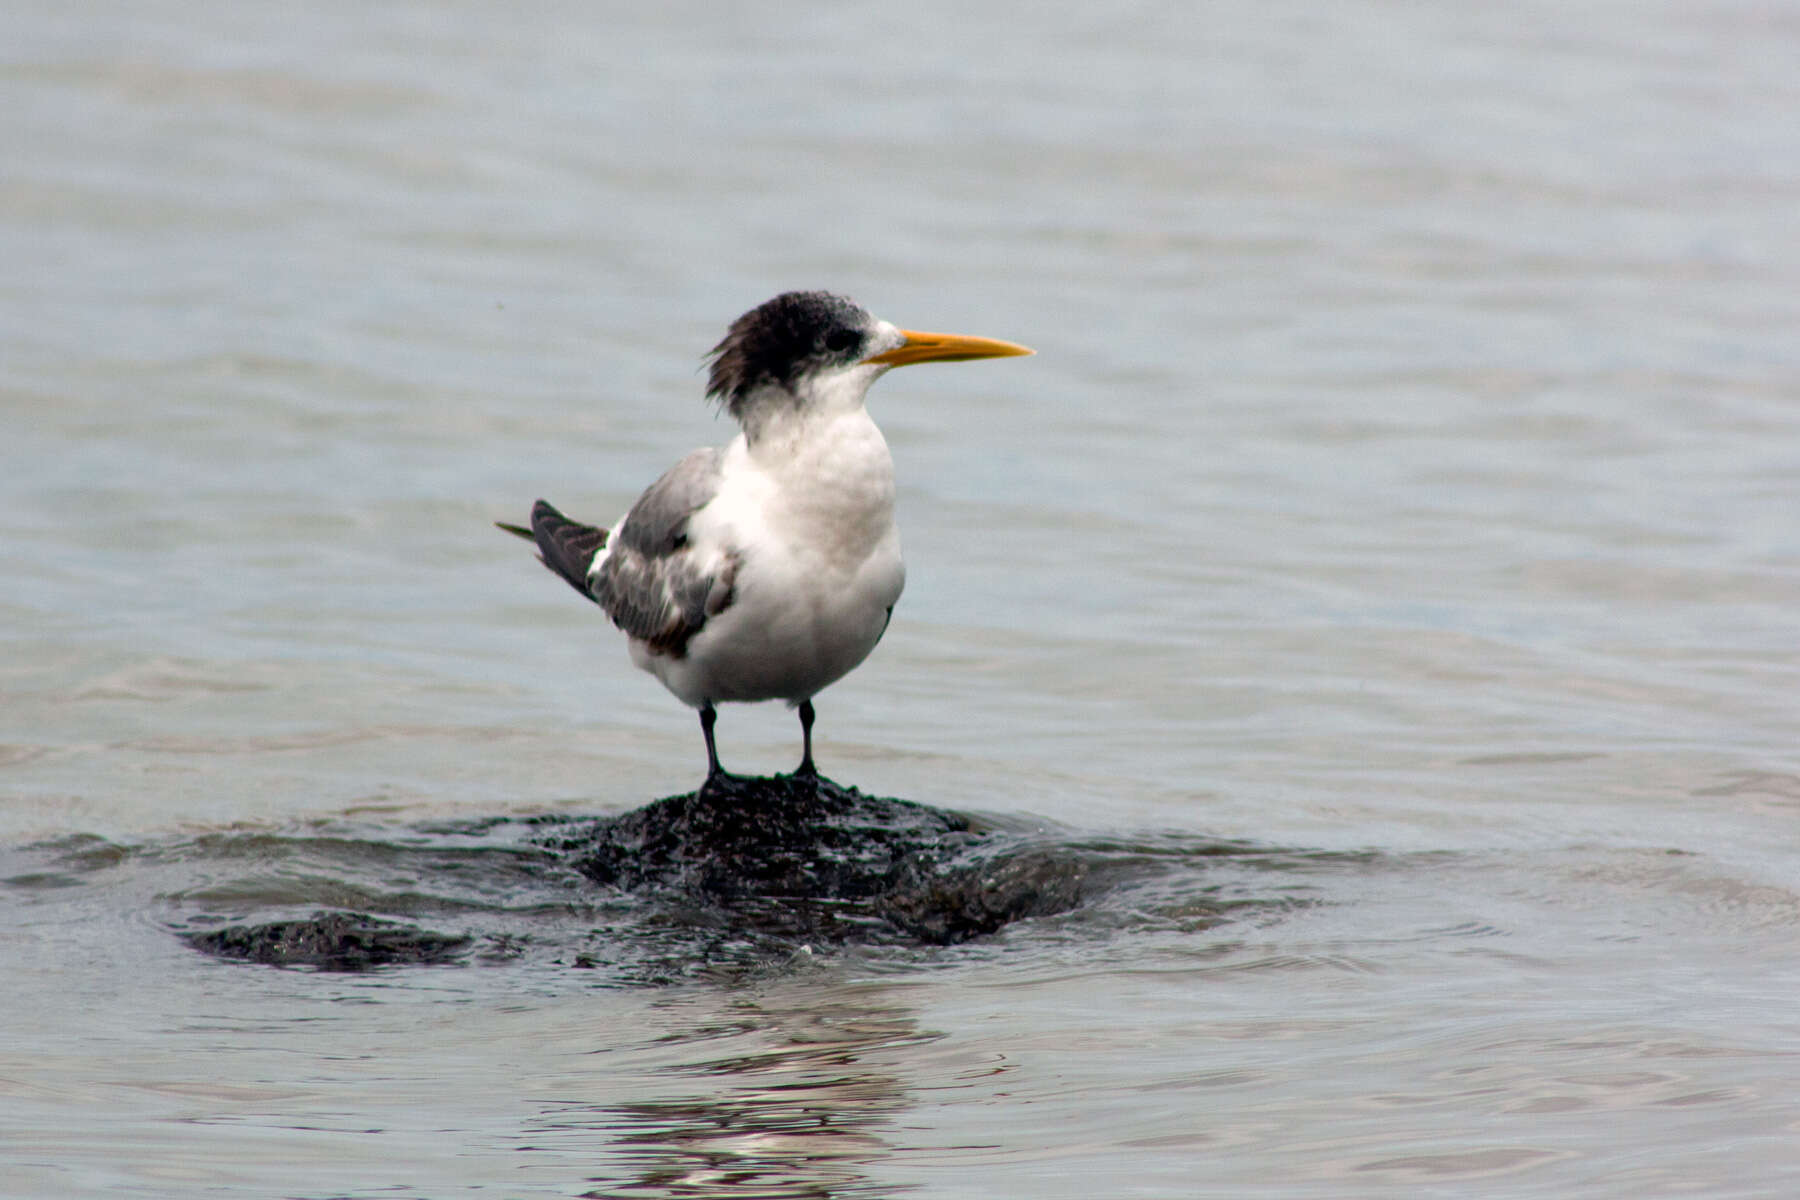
left=705, top=290, right=1031, bottom=438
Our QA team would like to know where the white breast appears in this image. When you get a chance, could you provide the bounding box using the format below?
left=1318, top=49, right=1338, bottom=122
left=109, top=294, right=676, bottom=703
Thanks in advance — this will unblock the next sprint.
left=640, top=409, right=906, bottom=706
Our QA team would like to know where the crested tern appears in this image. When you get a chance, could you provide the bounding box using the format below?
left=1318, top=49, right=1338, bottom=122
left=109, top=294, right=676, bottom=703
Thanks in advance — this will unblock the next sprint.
left=498, top=290, right=1031, bottom=788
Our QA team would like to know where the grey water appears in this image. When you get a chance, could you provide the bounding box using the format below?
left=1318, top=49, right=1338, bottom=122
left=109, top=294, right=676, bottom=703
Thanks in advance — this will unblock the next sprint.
left=6, top=0, right=1800, bottom=1195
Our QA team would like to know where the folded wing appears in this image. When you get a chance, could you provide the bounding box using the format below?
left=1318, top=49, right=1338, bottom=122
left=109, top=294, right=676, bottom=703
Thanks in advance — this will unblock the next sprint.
left=508, top=449, right=735, bottom=659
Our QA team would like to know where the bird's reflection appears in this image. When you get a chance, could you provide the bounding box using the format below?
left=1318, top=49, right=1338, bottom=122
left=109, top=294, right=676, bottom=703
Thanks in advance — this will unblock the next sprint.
left=568, top=984, right=934, bottom=1199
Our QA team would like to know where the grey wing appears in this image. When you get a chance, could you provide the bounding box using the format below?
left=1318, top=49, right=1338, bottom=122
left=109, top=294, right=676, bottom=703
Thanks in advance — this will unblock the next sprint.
left=591, top=448, right=737, bottom=656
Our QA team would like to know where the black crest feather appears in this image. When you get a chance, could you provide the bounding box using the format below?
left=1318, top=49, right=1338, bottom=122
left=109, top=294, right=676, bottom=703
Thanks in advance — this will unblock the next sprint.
left=705, top=291, right=870, bottom=418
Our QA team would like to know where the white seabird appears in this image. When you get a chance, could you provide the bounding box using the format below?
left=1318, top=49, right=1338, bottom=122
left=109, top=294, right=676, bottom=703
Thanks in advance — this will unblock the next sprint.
left=499, top=290, right=1032, bottom=788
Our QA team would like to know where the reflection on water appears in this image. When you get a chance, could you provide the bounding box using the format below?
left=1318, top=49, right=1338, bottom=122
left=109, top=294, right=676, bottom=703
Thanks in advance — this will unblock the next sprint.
left=562, top=992, right=932, bottom=1200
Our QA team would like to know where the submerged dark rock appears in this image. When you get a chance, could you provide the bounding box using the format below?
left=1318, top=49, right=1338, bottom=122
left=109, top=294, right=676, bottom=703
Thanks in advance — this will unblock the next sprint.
left=184, top=911, right=472, bottom=970
left=881, top=845, right=1086, bottom=944
left=178, top=775, right=1100, bottom=975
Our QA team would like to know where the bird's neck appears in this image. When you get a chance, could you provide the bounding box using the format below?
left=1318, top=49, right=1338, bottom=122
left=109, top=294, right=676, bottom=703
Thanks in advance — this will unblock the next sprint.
left=744, top=406, right=897, bottom=554
left=734, top=366, right=883, bottom=446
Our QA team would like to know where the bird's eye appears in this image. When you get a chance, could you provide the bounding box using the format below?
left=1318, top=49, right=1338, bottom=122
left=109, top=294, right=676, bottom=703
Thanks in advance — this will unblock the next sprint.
left=823, top=329, right=860, bottom=354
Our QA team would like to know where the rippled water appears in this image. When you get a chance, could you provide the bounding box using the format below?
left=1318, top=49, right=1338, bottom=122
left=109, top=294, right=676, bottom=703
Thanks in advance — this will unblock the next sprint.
left=6, top=1, right=1800, bottom=1196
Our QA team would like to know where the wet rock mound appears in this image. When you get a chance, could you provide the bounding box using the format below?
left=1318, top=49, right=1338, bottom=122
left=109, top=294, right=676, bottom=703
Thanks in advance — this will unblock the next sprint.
left=181, top=775, right=1087, bottom=973
left=543, top=774, right=1084, bottom=946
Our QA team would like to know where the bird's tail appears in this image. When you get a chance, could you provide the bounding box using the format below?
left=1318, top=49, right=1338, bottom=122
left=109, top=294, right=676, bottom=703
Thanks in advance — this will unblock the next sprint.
left=495, top=500, right=609, bottom=602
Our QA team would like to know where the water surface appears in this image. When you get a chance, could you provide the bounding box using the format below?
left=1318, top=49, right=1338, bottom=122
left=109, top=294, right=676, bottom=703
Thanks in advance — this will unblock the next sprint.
left=5, top=1, right=1800, bottom=1195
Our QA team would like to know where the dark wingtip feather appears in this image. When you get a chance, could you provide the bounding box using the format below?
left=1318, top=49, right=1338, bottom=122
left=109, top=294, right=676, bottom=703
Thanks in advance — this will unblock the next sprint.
left=527, top=499, right=609, bottom=603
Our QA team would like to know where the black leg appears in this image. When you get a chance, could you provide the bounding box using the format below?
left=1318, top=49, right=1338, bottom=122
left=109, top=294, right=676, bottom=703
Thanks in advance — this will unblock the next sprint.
left=794, top=698, right=818, bottom=779
left=699, top=702, right=726, bottom=789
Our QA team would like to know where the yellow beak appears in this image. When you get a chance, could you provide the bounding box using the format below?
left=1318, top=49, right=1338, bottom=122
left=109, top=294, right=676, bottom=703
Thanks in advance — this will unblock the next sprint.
left=862, top=329, right=1035, bottom=367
